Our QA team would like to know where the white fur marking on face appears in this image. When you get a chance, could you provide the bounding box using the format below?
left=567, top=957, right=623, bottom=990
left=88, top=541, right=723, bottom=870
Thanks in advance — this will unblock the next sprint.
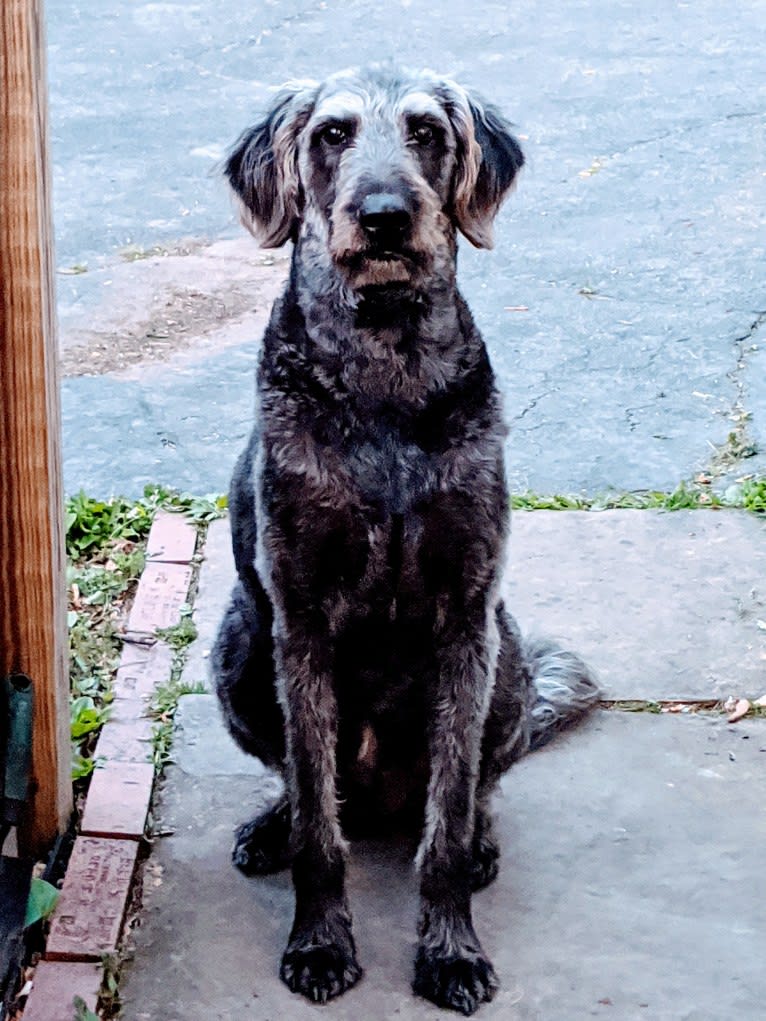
left=313, top=91, right=366, bottom=121
left=396, top=91, right=448, bottom=123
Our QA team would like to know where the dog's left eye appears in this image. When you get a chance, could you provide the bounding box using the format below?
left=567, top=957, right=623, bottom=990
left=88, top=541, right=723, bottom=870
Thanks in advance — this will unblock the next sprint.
left=320, top=123, right=350, bottom=147
left=409, top=123, right=436, bottom=146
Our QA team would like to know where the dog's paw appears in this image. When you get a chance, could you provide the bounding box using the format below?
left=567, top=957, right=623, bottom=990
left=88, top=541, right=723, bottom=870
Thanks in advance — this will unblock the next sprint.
left=413, top=943, right=498, bottom=1016
left=232, top=801, right=291, bottom=875
left=280, top=923, right=362, bottom=1004
left=470, top=830, right=500, bottom=891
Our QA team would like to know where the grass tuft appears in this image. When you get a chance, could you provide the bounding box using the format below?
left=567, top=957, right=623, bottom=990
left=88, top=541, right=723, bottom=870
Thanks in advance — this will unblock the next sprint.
left=65, top=487, right=224, bottom=779
left=148, top=676, right=208, bottom=770
left=511, top=478, right=765, bottom=514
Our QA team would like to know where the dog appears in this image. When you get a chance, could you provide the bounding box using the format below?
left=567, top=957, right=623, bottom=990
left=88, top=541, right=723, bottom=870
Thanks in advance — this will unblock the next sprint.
left=213, top=65, right=600, bottom=1015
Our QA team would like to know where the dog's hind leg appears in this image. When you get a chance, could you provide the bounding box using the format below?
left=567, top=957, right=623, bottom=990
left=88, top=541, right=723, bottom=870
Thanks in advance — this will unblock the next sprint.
left=470, top=606, right=531, bottom=891
left=231, top=797, right=292, bottom=875
left=478, top=606, right=533, bottom=787
left=472, top=603, right=600, bottom=890
left=213, top=578, right=292, bottom=874
left=213, top=429, right=295, bottom=872
left=214, top=578, right=283, bottom=765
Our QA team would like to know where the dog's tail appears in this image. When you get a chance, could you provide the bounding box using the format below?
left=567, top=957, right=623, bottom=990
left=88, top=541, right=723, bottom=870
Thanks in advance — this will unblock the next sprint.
left=524, top=637, right=601, bottom=751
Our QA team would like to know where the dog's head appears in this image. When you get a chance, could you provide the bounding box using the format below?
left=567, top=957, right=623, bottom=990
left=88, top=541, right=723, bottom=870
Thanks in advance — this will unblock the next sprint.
left=226, top=67, right=524, bottom=289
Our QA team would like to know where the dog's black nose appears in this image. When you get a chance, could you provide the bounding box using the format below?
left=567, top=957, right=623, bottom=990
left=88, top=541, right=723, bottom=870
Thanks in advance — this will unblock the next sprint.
left=358, top=193, right=412, bottom=243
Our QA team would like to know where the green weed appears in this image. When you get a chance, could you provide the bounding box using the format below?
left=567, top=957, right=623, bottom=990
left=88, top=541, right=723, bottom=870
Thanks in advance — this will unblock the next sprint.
left=71, top=752, right=99, bottom=781
left=65, top=488, right=221, bottom=779
left=149, top=676, right=207, bottom=770
left=25, top=878, right=60, bottom=927
left=65, top=486, right=226, bottom=560
left=509, top=478, right=766, bottom=513
left=70, top=696, right=110, bottom=740
left=729, top=477, right=766, bottom=514
left=65, top=492, right=154, bottom=559
left=73, top=996, right=100, bottom=1021
left=155, top=608, right=198, bottom=652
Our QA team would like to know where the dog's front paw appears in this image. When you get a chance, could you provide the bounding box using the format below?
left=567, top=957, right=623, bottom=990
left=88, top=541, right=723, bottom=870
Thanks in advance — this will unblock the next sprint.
left=413, top=943, right=498, bottom=1016
left=280, top=919, right=363, bottom=1004
left=232, top=800, right=291, bottom=875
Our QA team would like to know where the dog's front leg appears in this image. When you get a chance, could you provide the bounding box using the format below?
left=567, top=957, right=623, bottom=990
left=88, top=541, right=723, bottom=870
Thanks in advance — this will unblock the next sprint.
left=413, top=615, right=499, bottom=1016
left=273, top=622, right=362, bottom=1003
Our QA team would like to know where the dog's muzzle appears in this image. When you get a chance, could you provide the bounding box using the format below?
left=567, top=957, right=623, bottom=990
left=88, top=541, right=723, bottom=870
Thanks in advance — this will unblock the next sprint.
left=358, top=192, right=413, bottom=255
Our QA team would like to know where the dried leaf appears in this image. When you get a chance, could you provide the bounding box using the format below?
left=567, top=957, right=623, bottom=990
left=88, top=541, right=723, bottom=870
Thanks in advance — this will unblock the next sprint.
left=753, top=694, right=766, bottom=708
left=579, top=158, right=604, bottom=177
left=727, top=698, right=751, bottom=723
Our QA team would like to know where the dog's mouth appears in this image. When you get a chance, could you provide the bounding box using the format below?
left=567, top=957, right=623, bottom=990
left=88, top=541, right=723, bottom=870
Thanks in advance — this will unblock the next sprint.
left=336, top=245, right=424, bottom=283
left=340, top=245, right=418, bottom=266
left=366, top=249, right=408, bottom=261
left=354, top=283, right=430, bottom=327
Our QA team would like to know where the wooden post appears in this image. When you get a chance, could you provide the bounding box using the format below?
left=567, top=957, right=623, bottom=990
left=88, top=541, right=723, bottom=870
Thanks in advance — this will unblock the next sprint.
left=0, top=0, right=71, bottom=856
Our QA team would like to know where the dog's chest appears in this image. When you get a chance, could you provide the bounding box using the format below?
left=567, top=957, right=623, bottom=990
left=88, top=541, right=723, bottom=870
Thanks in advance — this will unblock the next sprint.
left=347, top=430, right=434, bottom=516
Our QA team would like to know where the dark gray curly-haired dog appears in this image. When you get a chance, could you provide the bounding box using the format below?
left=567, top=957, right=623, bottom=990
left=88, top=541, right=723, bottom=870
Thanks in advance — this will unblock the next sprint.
left=213, top=65, right=599, bottom=1015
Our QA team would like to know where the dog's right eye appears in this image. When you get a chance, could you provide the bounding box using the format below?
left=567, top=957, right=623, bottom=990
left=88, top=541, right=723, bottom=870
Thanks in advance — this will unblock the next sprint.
left=319, top=123, right=350, bottom=147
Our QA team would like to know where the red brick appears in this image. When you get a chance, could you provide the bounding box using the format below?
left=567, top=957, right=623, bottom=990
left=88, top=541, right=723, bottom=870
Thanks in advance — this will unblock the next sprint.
left=145, top=510, right=198, bottom=564
left=46, top=837, right=138, bottom=961
left=108, top=697, right=150, bottom=726
left=112, top=640, right=174, bottom=705
left=112, top=641, right=152, bottom=699
left=22, top=961, right=101, bottom=1021
left=80, top=760, right=154, bottom=839
left=125, top=561, right=193, bottom=637
left=95, top=718, right=155, bottom=764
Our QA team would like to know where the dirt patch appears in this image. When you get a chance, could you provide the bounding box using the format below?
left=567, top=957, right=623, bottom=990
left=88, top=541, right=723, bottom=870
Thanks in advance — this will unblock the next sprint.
left=58, top=238, right=289, bottom=377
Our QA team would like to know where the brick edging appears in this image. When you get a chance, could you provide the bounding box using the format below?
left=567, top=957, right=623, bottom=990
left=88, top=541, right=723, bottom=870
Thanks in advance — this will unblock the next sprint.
left=21, top=511, right=199, bottom=1020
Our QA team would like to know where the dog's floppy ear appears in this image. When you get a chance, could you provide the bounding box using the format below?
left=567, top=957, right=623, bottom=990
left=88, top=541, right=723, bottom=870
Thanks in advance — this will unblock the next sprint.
left=446, top=87, right=524, bottom=249
left=225, top=82, right=318, bottom=247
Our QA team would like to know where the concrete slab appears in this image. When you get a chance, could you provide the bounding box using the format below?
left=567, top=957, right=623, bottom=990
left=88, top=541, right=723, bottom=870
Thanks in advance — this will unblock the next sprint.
left=179, top=510, right=766, bottom=703
left=181, top=518, right=235, bottom=692
left=170, top=694, right=271, bottom=781
left=119, top=700, right=766, bottom=1020
left=509, top=509, right=766, bottom=700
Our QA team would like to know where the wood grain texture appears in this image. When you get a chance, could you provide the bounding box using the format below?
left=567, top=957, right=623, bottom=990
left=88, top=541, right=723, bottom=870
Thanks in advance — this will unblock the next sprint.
left=0, top=0, right=72, bottom=855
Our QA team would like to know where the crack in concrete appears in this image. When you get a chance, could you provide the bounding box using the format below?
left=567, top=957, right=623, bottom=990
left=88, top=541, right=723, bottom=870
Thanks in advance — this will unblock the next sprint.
left=625, top=407, right=639, bottom=434
left=613, top=110, right=766, bottom=160
left=733, top=310, right=766, bottom=347
left=511, top=386, right=558, bottom=423
left=705, top=311, right=766, bottom=477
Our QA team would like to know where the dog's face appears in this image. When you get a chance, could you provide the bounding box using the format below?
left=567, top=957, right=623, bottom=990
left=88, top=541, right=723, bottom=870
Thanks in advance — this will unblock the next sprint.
left=226, top=67, right=524, bottom=290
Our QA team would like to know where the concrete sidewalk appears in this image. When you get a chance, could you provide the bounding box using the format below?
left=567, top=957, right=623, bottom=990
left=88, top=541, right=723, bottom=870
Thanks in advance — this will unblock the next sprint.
left=119, top=511, right=766, bottom=1021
